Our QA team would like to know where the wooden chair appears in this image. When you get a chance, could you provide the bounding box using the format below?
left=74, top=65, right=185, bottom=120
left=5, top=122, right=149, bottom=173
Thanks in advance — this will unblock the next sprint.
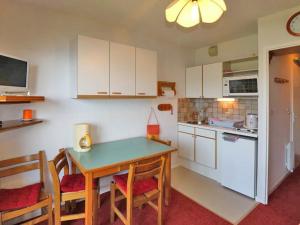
left=0, top=151, right=53, bottom=225
left=110, top=156, right=166, bottom=225
left=48, top=149, right=99, bottom=225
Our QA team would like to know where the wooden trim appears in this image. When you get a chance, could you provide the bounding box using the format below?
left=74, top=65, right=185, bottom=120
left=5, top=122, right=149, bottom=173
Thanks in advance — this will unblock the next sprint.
left=151, top=138, right=172, bottom=146
left=76, top=95, right=156, bottom=99
left=0, top=96, right=45, bottom=103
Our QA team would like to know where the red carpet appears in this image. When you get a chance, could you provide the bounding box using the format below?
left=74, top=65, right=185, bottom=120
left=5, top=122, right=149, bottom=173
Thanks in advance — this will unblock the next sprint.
left=239, top=166, right=300, bottom=225
left=39, top=166, right=300, bottom=225
left=54, top=189, right=231, bottom=225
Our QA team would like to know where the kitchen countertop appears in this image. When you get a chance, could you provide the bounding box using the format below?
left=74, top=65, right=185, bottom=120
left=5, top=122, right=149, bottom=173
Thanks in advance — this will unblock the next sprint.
left=178, top=122, right=258, bottom=138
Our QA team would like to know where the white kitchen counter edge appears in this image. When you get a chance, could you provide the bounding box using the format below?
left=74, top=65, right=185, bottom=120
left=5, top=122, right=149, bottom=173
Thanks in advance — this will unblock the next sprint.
left=178, top=122, right=258, bottom=138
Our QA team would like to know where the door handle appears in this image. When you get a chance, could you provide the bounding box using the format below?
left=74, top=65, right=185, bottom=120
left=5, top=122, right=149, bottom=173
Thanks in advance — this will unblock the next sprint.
left=112, top=92, right=122, bottom=95
left=97, top=91, right=108, bottom=95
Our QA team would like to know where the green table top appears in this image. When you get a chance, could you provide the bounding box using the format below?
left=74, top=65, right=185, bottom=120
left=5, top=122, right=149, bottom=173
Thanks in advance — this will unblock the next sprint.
left=67, top=137, right=175, bottom=171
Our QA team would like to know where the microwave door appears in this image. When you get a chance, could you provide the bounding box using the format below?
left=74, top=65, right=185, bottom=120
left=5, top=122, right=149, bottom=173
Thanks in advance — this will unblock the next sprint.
left=228, top=78, right=258, bottom=96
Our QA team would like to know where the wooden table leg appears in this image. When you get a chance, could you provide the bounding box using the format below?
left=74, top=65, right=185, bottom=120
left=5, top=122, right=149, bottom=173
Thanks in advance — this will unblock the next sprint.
left=165, top=153, right=171, bottom=206
left=85, top=173, right=93, bottom=225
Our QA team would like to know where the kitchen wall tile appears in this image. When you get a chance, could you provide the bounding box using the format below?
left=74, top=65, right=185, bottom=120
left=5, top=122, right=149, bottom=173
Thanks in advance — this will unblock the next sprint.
left=178, top=98, right=258, bottom=122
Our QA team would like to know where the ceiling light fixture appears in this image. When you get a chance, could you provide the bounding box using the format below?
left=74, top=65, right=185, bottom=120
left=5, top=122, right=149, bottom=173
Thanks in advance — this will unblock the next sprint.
left=165, top=0, right=227, bottom=28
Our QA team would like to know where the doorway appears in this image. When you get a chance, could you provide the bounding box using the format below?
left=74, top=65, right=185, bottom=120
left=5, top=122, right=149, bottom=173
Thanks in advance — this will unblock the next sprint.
left=268, top=46, right=300, bottom=194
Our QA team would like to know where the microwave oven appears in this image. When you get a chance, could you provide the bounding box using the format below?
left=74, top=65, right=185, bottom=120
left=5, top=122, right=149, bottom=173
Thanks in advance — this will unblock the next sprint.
left=223, top=74, right=258, bottom=97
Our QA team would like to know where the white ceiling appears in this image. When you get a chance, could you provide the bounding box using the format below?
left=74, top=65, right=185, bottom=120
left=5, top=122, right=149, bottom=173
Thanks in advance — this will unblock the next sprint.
left=17, top=0, right=300, bottom=48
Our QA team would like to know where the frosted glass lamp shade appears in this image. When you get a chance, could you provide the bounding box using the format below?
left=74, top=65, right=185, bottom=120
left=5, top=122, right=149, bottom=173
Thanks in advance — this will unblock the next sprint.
left=165, top=0, right=190, bottom=22
left=198, top=0, right=225, bottom=23
left=176, top=0, right=200, bottom=28
left=165, top=0, right=226, bottom=28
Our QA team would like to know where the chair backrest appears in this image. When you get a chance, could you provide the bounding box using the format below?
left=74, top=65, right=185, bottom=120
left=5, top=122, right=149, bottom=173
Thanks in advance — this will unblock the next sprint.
left=0, top=151, right=45, bottom=185
left=48, top=149, right=70, bottom=193
left=127, top=157, right=166, bottom=196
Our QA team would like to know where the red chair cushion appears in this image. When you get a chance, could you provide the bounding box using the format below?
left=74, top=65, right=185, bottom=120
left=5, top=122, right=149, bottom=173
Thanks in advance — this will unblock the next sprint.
left=60, top=174, right=97, bottom=193
left=113, top=174, right=158, bottom=196
left=0, top=183, right=42, bottom=211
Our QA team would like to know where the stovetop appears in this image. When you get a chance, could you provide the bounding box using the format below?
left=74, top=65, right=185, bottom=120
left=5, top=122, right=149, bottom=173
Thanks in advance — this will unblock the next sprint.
left=235, top=127, right=258, bottom=134
left=185, top=121, right=257, bottom=134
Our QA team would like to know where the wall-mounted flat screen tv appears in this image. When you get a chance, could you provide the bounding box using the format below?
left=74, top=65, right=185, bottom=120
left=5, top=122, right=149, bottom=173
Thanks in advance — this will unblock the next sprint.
left=0, top=54, right=28, bottom=93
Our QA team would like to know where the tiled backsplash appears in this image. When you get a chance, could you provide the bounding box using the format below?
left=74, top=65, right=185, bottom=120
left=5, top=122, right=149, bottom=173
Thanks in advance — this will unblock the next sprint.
left=178, top=98, right=258, bottom=122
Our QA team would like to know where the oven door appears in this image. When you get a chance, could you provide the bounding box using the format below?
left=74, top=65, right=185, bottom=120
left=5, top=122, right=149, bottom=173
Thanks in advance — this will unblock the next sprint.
left=224, top=75, right=258, bottom=96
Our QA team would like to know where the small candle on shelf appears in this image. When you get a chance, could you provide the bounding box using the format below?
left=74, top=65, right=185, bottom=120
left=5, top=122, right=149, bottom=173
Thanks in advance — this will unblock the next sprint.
left=23, top=109, right=33, bottom=121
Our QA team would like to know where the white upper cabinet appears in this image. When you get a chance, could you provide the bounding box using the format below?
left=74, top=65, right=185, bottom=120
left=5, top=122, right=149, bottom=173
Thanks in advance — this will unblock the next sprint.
left=186, top=66, right=203, bottom=98
left=203, top=62, right=223, bottom=98
left=110, top=42, right=136, bottom=96
left=136, top=48, right=157, bottom=96
left=76, top=35, right=110, bottom=96
left=74, top=36, right=158, bottom=98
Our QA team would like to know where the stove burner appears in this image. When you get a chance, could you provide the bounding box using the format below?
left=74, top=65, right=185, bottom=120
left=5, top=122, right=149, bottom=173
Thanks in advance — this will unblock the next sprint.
left=236, top=128, right=257, bottom=133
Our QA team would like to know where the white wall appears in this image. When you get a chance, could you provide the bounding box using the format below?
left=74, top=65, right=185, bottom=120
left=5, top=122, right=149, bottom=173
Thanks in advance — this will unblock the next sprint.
left=268, top=54, right=293, bottom=193
left=0, top=1, right=194, bottom=190
left=257, top=5, right=300, bottom=203
left=195, top=34, right=258, bottom=65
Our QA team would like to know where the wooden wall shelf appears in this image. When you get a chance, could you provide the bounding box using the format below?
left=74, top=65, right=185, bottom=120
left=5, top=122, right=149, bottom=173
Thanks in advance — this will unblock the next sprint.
left=157, top=81, right=176, bottom=97
left=0, top=119, right=43, bottom=132
left=0, top=96, right=45, bottom=104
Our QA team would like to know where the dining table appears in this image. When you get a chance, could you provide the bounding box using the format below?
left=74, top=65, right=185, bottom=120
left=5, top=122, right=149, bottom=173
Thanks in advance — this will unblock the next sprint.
left=67, top=136, right=177, bottom=225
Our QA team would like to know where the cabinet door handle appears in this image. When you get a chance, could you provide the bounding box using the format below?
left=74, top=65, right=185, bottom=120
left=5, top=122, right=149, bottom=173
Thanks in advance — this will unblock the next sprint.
left=137, top=92, right=146, bottom=95
left=112, top=92, right=122, bottom=95
left=97, top=91, right=108, bottom=95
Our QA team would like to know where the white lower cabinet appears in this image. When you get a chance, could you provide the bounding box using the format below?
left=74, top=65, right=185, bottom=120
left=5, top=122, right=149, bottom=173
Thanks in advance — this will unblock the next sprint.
left=195, top=136, right=216, bottom=169
left=178, top=126, right=217, bottom=170
left=178, top=132, right=195, bottom=161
